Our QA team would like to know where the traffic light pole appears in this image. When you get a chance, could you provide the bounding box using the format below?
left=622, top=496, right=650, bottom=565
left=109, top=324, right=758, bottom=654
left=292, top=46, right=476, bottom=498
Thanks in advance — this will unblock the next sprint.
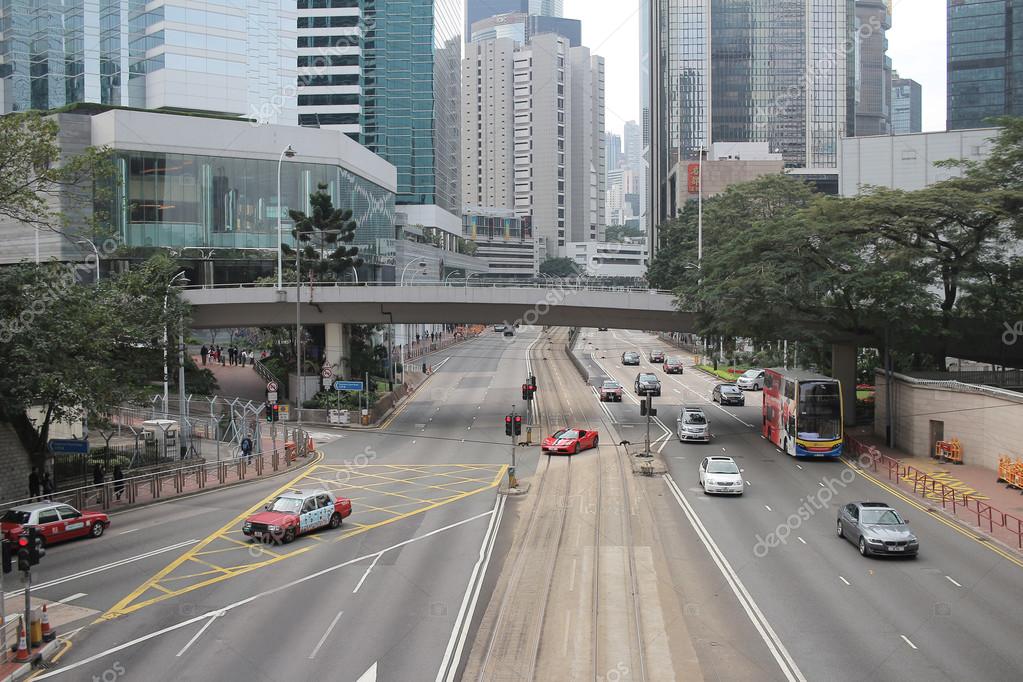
left=509, top=404, right=518, bottom=489
left=646, top=398, right=652, bottom=456
left=23, top=568, right=30, bottom=651
left=1, top=565, right=6, bottom=662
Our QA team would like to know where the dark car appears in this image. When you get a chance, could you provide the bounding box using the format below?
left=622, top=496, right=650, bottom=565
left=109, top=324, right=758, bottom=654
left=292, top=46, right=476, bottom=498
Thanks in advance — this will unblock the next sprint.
left=503, top=328, right=514, bottom=337
left=663, top=356, right=685, bottom=374
left=837, top=502, right=919, bottom=557
left=649, top=350, right=665, bottom=363
left=622, top=351, right=640, bottom=366
left=597, top=327, right=609, bottom=331
left=712, top=383, right=745, bottom=406
left=635, top=372, right=661, bottom=396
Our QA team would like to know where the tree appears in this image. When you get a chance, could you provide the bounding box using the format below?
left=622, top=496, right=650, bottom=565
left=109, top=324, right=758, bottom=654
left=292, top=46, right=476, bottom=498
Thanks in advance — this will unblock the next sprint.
left=605, top=224, right=644, bottom=243
left=0, top=111, right=112, bottom=233
left=282, top=183, right=362, bottom=281
left=539, top=257, right=579, bottom=277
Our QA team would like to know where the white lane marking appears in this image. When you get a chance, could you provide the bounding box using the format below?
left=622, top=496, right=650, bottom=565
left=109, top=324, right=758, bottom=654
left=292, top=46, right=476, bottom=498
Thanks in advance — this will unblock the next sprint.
left=175, top=610, right=223, bottom=657
left=673, top=388, right=681, bottom=393
left=796, top=464, right=803, bottom=470
left=569, top=558, right=577, bottom=592
left=839, top=576, right=851, bottom=586
left=353, top=554, right=382, bottom=593
left=356, top=662, right=378, bottom=682
left=118, top=529, right=139, bottom=535
left=901, top=635, right=918, bottom=650
left=797, top=537, right=806, bottom=545
left=37, top=508, right=501, bottom=680
left=436, top=496, right=507, bottom=682
left=664, top=475, right=807, bottom=682
left=563, top=611, right=571, bottom=654
left=308, top=609, right=345, bottom=659
left=764, top=505, right=773, bottom=512
left=56, top=593, right=86, bottom=604
left=4, top=538, right=199, bottom=600
left=945, top=576, right=963, bottom=588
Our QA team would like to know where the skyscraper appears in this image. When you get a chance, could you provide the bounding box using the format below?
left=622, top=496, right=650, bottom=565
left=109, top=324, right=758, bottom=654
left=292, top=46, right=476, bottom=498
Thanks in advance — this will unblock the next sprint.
left=853, top=0, right=892, bottom=136
left=469, top=12, right=581, bottom=46
left=0, top=1, right=297, bottom=122
left=947, top=0, right=1023, bottom=129
left=607, top=133, right=623, bottom=174
left=643, top=0, right=850, bottom=249
left=465, top=0, right=527, bottom=42
left=462, top=33, right=605, bottom=257
left=891, top=71, right=923, bottom=134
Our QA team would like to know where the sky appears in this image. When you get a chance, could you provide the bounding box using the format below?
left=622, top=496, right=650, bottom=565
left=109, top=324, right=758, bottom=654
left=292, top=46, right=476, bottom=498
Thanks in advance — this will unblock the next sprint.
left=563, top=0, right=948, bottom=138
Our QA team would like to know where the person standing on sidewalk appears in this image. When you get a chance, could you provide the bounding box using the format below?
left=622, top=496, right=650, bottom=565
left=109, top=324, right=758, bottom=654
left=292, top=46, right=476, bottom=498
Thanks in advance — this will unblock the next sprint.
left=42, top=471, right=54, bottom=501
left=28, top=468, right=40, bottom=501
left=113, top=464, right=125, bottom=501
left=200, top=345, right=208, bottom=366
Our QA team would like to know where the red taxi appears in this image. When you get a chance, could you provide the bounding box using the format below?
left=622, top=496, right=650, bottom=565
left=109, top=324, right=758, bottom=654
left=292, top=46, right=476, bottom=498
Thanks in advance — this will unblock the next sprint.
left=243, top=488, right=352, bottom=544
left=541, top=428, right=599, bottom=455
left=1, top=502, right=109, bottom=546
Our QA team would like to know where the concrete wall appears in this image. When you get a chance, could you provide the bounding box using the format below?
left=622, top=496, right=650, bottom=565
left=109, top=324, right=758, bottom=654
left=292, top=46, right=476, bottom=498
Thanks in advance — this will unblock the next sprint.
left=0, top=423, right=34, bottom=503
left=874, top=371, right=1023, bottom=472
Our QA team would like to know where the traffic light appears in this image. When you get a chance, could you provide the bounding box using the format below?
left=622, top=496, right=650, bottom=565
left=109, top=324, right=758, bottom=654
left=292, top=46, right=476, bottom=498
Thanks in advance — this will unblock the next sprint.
left=272, top=403, right=280, bottom=422
left=2, top=538, right=11, bottom=574
left=529, top=375, right=537, bottom=390
left=522, top=384, right=529, bottom=401
left=28, top=527, right=44, bottom=565
left=266, top=401, right=274, bottom=422
left=16, top=534, right=30, bottom=572
left=505, top=415, right=513, bottom=436
left=513, top=415, right=522, bottom=435
left=640, top=397, right=656, bottom=417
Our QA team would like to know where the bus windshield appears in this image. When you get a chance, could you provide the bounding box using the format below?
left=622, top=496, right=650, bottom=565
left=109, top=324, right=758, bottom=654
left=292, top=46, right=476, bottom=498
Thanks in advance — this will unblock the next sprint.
left=797, top=381, right=841, bottom=441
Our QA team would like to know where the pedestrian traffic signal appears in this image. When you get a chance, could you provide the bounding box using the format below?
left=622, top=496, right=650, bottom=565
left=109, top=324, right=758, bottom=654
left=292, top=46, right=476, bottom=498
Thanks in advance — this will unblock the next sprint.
left=273, top=403, right=280, bottom=422
left=513, top=415, right=522, bottom=435
left=266, top=401, right=274, bottom=422
left=505, top=415, right=513, bottom=436
left=1, top=538, right=11, bottom=574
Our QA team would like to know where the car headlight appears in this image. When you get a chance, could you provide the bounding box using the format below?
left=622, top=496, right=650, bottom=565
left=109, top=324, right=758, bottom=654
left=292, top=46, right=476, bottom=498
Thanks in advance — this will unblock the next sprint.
left=867, top=537, right=884, bottom=544
left=908, top=539, right=919, bottom=545
left=243, top=522, right=251, bottom=530
left=269, top=525, right=281, bottom=533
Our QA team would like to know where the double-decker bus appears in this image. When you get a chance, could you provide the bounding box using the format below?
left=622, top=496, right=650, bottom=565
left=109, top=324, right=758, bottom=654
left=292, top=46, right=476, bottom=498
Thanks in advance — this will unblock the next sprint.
left=762, top=368, right=843, bottom=457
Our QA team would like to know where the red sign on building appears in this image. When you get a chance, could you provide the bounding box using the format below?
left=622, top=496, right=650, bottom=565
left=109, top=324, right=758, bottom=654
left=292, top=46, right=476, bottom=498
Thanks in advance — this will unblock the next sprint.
left=687, top=163, right=701, bottom=194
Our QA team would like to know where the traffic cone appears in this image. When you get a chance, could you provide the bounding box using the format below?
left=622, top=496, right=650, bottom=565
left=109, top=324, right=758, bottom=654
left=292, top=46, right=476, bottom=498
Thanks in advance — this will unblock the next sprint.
left=41, top=604, right=54, bottom=642
left=15, top=625, right=29, bottom=662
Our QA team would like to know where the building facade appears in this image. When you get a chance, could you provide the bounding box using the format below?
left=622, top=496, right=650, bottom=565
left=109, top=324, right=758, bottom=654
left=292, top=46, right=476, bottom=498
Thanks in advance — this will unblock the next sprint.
left=853, top=0, right=892, bottom=136
left=947, top=0, right=1022, bottom=129
left=0, top=107, right=398, bottom=265
left=462, top=33, right=605, bottom=258
left=644, top=0, right=850, bottom=248
left=295, top=0, right=363, bottom=135
left=0, top=0, right=297, bottom=123
left=465, top=0, right=526, bottom=42
left=891, top=71, right=923, bottom=134
left=462, top=207, right=539, bottom=278
left=568, top=240, right=648, bottom=279
left=607, top=132, right=623, bottom=174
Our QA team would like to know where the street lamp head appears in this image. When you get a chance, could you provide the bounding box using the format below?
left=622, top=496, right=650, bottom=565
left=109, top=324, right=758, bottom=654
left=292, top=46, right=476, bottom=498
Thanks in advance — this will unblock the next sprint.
left=284, top=145, right=296, bottom=158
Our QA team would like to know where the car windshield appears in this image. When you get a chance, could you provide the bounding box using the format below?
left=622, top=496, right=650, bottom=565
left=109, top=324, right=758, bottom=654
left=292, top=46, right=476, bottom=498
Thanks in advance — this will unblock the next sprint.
left=742, top=369, right=760, bottom=378
left=554, top=430, right=580, bottom=440
left=683, top=412, right=706, bottom=424
left=640, top=374, right=656, bottom=382
left=268, top=497, right=303, bottom=514
left=667, top=357, right=682, bottom=364
left=1, top=510, right=31, bottom=524
left=707, top=460, right=739, bottom=474
left=860, top=509, right=904, bottom=525
left=721, top=385, right=740, bottom=394
left=602, top=381, right=620, bottom=389
left=625, top=353, right=637, bottom=358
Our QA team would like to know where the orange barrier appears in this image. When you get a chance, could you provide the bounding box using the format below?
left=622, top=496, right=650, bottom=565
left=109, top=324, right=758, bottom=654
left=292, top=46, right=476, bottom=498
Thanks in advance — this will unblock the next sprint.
left=999, top=456, right=1023, bottom=490
left=933, top=438, right=964, bottom=464
left=284, top=441, right=296, bottom=461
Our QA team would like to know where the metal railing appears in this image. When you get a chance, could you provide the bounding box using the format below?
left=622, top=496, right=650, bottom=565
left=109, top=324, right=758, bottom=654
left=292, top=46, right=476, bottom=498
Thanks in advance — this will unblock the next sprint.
left=180, top=280, right=675, bottom=295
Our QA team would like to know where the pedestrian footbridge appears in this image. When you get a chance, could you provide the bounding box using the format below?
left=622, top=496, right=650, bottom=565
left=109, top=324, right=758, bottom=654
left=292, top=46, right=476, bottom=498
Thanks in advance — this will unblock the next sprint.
left=181, top=282, right=693, bottom=332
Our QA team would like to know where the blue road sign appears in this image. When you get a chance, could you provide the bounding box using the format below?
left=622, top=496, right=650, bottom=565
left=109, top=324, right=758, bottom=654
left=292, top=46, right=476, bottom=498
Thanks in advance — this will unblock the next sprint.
left=49, top=439, right=89, bottom=454
left=334, top=380, right=365, bottom=391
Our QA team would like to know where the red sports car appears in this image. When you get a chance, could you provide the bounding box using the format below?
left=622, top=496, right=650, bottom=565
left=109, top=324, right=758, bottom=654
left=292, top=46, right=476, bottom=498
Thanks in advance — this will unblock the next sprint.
left=541, top=428, right=599, bottom=454
left=1, top=502, right=109, bottom=546
left=243, top=488, right=352, bottom=544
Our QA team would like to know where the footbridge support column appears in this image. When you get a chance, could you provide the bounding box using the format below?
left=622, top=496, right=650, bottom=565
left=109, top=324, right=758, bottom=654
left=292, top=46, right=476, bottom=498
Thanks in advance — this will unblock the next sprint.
left=831, top=343, right=858, bottom=427
left=325, top=322, right=352, bottom=380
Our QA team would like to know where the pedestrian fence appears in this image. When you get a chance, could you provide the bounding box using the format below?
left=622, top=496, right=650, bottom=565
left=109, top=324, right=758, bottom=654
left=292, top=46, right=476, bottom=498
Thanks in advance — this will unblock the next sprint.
left=2, top=427, right=318, bottom=513
left=847, top=436, right=1023, bottom=550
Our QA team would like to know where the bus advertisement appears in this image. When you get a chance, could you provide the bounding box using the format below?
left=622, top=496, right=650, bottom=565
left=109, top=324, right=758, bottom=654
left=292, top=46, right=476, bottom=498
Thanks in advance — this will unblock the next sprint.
left=762, top=368, right=843, bottom=457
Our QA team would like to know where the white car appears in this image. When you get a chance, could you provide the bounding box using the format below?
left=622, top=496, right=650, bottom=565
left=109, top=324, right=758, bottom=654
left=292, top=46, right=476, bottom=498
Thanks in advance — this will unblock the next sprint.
left=677, top=406, right=711, bottom=442
left=736, top=369, right=765, bottom=390
left=699, top=456, right=744, bottom=495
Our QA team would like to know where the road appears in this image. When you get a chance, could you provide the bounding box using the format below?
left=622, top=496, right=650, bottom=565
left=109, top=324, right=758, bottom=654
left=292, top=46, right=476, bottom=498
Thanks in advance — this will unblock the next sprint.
left=28, top=330, right=538, bottom=682
left=582, top=327, right=1023, bottom=682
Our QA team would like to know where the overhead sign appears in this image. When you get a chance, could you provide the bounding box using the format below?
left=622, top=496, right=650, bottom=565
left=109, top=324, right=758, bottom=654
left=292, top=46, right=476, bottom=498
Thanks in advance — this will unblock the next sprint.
left=266, top=381, right=279, bottom=392
left=49, top=439, right=89, bottom=454
left=334, top=380, right=364, bottom=391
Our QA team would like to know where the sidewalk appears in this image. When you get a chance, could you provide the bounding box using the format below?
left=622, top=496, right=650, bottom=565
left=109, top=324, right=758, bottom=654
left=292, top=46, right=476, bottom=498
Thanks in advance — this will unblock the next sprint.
left=847, top=427, right=1023, bottom=552
left=197, top=355, right=267, bottom=402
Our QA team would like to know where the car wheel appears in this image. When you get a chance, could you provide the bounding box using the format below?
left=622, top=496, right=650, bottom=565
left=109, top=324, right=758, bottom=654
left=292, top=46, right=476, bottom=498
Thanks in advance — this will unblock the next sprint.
left=592, top=436, right=599, bottom=449
left=858, top=537, right=868, bottom=556
left=754, top=383, right=760, bottom=390
left=329, top=513, right=342, bottom=529
left=91, top=522, right=105, bottom=538
left=572, top=443, right=579, bottom=455
left=284, top=527, right=296, bottom=544
left=836, top=520, right=844, bottom=538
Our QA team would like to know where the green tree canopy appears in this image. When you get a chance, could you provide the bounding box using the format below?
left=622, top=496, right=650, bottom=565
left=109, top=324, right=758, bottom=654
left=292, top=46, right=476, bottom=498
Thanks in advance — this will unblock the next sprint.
left=282, top=182, right=361, bottom=281
left=539, top=257, right=579, bottom=277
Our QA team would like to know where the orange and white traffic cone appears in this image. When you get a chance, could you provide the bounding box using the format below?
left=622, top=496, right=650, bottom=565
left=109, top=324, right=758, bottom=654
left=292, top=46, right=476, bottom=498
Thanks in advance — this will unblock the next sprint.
left=41, top=603, right=55, bottom=642
left=15, top=625, right=29, bottom=662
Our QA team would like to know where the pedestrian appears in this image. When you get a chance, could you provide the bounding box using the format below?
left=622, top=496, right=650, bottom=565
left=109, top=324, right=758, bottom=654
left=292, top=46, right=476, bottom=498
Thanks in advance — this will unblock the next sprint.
left=93, top=462, right=104, bottom=504
left=228, top=346, right=235, bottom=365
left=113, top=464, right=125, bottom=501
left=200, top=345, right=208, bottom=366
left=28, top=467, right=40, bottom=501
left=41, top=471, right=54, bottom=501
left=240, top=434, right=253, bottom=464
left=220, top=346, right=226, bottom=366
left=239, top=349, right=247, bottom=366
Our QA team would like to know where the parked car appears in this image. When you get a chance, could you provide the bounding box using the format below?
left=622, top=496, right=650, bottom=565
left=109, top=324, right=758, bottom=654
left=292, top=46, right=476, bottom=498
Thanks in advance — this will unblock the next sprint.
left=736, top=368, right=765, bottom=391
left=622, top=351, right=640, bottom=366
left=663, top=356, right=685, bottom=374
left=599, top=380, right=624, bottom=402
left=649, top=350, right=665, bottom=363
left=837, top=502, right=919, bottom=557
left=712, top=383, right=745, bottom=406
left=635, top=372, right=661, bottom=396
left=677, top=406, right=711, bottom=442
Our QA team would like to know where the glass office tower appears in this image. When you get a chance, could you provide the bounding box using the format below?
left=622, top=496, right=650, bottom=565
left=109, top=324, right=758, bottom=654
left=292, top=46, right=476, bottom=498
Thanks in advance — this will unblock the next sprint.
left=947, top=0, right=1023, bottom=129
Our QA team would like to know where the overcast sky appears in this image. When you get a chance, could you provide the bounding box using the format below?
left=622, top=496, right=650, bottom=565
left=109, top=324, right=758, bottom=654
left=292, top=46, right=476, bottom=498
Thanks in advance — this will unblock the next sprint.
left=563, top=0, right=947, bottom=138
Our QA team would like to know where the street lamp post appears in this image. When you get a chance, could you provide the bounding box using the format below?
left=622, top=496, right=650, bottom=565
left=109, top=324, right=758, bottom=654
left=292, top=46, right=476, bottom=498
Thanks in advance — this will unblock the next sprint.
left=73, top=238, right=101, bottom=283
left=163, top=271, right=188, bottom=419
left=399, top=258, right=431, bottom=286
left=697, top=146, right=704, bottom=269
left=277, top=145, right=296, bottom=290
